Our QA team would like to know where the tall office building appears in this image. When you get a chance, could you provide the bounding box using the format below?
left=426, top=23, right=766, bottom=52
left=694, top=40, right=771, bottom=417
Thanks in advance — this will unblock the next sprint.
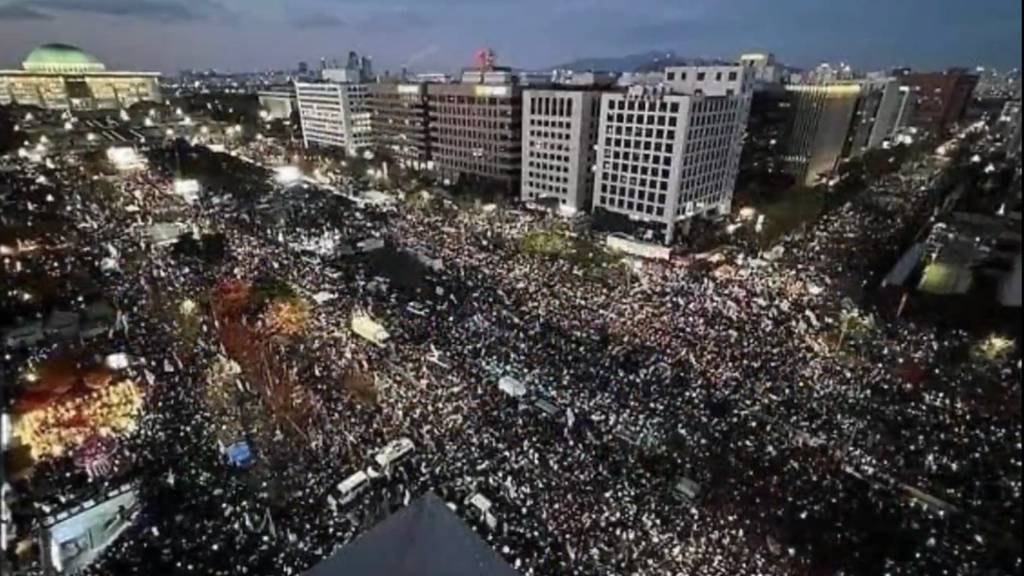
left=899, top=69, right=979, bottom=136
left=426, top=70, right=523, bottom=191
left=846, top=78, right=904, bottom=155
left=368, top=83, right=431, bottom=164
left=592, top=64, right=752, bottom=243
left=295, top=82, right=372, bottom=155
left=783, top=83, right=863, bottom=186
left=740, top=83, right=793, bottom=177
left=520, top=89, right=602, bottom=213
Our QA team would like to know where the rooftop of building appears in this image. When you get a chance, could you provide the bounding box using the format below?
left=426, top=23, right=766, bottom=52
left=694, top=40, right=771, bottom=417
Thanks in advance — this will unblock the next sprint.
left=306, top=493, right=520, bottom=576
left=2, top=43, right=159, bottom=76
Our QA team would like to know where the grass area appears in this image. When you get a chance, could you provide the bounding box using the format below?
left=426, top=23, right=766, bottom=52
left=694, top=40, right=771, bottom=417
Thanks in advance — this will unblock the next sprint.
left=521, top=229, right=624, bottom=280
left=521, top=230, right=574, bottom=257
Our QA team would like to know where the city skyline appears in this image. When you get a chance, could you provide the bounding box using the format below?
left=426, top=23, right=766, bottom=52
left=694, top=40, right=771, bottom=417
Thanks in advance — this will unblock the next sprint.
left=0, top=0, right=1021, bottom=74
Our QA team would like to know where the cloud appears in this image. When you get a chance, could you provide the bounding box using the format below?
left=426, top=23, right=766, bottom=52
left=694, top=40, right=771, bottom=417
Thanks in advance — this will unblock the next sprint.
left=290, top=11, right=345, bottom=29
left=0, top=3, right=52, bottom=19
left=20, top=0, right=233, bottom=22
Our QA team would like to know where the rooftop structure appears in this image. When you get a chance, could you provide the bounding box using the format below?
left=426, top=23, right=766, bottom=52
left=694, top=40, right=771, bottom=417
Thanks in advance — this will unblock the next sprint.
left=306, top=493, right=520, bottom=576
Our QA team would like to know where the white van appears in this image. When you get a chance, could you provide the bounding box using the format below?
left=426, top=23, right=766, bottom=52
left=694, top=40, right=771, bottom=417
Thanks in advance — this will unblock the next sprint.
left=373, top=438, right=415, bottom=470
left=337, top=471, right=370, bottom=506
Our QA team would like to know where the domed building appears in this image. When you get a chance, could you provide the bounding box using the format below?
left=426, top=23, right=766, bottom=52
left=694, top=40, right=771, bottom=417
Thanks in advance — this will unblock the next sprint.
left=1, top=43, right=161, bottom=111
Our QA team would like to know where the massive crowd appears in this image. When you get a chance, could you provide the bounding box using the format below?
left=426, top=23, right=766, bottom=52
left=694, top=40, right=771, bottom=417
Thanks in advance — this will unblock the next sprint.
left=2, top=136, right=1019, bottom=576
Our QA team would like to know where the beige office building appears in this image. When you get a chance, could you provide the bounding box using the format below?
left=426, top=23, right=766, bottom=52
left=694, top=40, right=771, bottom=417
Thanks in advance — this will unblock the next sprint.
left=426, top=75, right=523, bottom=191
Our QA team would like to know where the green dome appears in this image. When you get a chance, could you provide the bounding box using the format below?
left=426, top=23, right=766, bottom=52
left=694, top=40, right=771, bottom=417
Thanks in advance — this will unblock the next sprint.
left=23, top=44, right=106, bottom=73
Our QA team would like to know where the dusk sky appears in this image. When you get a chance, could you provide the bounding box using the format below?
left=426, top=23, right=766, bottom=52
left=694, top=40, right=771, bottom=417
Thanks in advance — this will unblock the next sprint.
left=0, top=0, right=1020, bottom=74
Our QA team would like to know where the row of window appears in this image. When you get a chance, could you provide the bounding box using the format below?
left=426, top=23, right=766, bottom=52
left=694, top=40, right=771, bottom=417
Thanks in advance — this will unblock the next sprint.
left=603, top=137, right=676, bottom=154
left=527, top=140, right=571, bottom=152
left=528, top=130, right=571, bottom=142
left=431, top=106, right=515, bottom=118
left=597, top=194, right=666, bottom=217
left=529, top=96, right=575, bottom=118
left=527, top=161, right=570, bottom=174
left=666, top=70, right=739, bottom=82
left=602, top=175, right=670, bottom=193
left=529, top=118, right=571, bottom=130
left=606, top=113, right=679, bottom=129
left=433, top=128, right=516, bottom=140
left=607, top=99, right=682, bottom=114
left=606, top=125, right=678, bottom=140
left=526, top=172, right=569, bottom=185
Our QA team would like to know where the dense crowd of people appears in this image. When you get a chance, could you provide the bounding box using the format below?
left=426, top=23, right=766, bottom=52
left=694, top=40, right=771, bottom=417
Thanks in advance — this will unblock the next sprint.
left=2, top=136, right=1019, bottom=576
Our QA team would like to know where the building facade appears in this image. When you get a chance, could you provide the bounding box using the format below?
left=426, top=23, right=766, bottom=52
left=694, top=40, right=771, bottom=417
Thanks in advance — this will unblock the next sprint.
left=295, top=82, right=372, bottom=155
left=257, top=88, right=296, bottom=121
left=426, top=81, right=523, bottom=190
left=520, top=89, right=602, bottom=213
left=593, top=65, right=751, bottom=243
left=899, top=69, right=979, bottom=136
left=846, top=78, right=903, bottom=155
left=783, top=83, right=862, bottom=186
left=367, top=83, right=431, bottom=164
left=0, top=44, right=160, bottom=111
left=739, top=83, right=794, bottom=177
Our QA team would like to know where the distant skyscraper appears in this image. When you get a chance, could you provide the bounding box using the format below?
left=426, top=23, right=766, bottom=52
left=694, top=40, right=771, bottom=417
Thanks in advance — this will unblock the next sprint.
left=298, top=61, right=309, bottom=74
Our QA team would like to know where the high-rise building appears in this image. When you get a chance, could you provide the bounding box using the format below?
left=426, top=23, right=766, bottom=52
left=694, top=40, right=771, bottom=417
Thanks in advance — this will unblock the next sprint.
left=0, top=44, right=161, bottom=111
left=295, top=82, right=372, bottom=155
left=298, top=61, right=309, bottom=74
left=426, top=77, right=523, bottom=191
left=592, top=64, right=752, bottom=243
left=520, top=89, right=603, bottom=213
left=368, top=83, right=431, bottom=164
left=899, top=69, right=979, bottom=136
left=846, top=78, right=905, bottom=155
left=739, top=83, right=794, bottom=177
left=782, top=83, right=862, bottom=186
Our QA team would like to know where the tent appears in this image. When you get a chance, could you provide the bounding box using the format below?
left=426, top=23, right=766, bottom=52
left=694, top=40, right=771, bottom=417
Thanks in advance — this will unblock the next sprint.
left=306, top=493, right=520, bottom=576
